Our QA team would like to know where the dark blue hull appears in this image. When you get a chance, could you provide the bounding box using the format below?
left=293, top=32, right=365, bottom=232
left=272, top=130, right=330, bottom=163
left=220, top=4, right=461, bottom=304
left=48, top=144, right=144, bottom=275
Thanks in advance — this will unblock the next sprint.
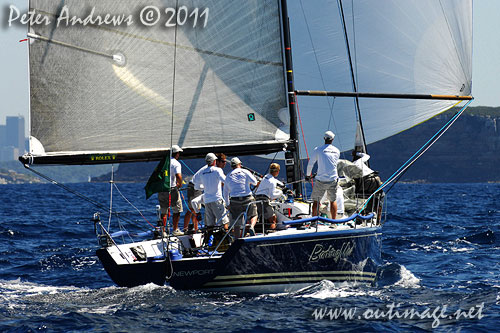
left=171, top=227, right=381, bottom=291
left=98, top=227, right=381, bottom=291
left=96, top=248, right=168, bottom=288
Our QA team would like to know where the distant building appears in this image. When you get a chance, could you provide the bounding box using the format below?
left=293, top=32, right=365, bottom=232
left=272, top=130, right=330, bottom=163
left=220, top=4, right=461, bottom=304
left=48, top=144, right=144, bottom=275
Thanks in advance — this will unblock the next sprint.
left=6, top=116, right=25, bottom=154
left=0, top=146, right=19, bottom=162
left=0, top=116, right=26, bottom=161
left=0, top=125, right=5, bottom=148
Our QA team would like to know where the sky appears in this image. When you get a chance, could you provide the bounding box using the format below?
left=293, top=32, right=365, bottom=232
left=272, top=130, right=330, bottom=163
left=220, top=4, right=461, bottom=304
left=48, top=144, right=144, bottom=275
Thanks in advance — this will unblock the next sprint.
left=0, top=0, right=498, bottom=135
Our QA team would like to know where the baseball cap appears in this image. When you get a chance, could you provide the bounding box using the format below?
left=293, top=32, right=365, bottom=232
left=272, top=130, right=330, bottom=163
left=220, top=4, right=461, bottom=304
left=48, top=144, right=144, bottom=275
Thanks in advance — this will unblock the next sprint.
left=230, top=157, right=242, bottom=167
left=171, top=145, right=183, bottom=153
left=324, top=131, right=335, bottom=140
left=205, top=153, right=217, bottom=164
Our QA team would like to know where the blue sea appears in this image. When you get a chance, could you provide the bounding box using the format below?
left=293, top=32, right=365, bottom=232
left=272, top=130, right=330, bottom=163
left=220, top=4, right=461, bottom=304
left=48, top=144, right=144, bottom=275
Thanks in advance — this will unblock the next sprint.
left=0, top=182, right=498, bottom=332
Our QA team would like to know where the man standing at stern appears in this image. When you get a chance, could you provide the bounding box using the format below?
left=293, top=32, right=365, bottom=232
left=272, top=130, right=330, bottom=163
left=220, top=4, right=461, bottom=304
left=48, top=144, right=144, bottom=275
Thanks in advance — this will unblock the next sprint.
left=224, top=157, right=258, bottom=238
left=193, top=153, right=229, bottom=233
left=306, top=131, right=341, bottom=218
left=158, top=145, right=184, bottom=236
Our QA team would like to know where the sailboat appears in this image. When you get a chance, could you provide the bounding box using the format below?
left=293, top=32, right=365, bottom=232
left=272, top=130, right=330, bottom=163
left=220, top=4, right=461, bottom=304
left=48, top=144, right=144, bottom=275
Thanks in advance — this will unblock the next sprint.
left=20, top=0, right=472, bottom=292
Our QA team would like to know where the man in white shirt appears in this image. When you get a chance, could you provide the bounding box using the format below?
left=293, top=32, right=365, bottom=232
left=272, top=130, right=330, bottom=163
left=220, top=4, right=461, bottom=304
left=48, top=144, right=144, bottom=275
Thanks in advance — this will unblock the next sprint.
left=254, top=163, right=283, bottom=232
left=158, top=145, right=184, bottom=236
left=351, top=151, right=382, bottom=194
left=223, top=157, right=258, bottom=238
left=351, top=151, right=383, bottom=215
left=183, top=154, right=221, bottom=233
left=193, top=153, right=229, bottom=229
left=352, top=152, right=375, bottom=177
left=306, top=131, right=341, bottom=218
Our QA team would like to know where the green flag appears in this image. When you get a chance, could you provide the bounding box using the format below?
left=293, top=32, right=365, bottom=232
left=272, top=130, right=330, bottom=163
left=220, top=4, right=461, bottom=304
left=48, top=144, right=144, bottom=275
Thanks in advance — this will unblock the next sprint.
left=144, top=155, right=170, bottom=199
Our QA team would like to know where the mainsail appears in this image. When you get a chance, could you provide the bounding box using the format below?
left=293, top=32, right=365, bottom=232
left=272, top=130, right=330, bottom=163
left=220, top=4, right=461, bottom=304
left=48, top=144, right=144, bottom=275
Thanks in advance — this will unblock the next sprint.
left=288, top=0, right=473, bottom=153
left=25, top=0, right=289, bottom=164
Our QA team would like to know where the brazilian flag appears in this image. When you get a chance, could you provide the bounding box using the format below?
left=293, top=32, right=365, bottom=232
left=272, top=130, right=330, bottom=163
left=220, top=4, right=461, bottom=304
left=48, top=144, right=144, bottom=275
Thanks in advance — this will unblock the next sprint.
left=144, top=155, right=170, bottom=199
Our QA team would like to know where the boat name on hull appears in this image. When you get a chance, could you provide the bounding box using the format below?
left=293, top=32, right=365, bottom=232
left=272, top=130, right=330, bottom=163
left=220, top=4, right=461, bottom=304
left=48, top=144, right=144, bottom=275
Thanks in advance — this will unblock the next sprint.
left=172, top=269, right=215, bottom=277
left=309, top=242, right=355, bottom=263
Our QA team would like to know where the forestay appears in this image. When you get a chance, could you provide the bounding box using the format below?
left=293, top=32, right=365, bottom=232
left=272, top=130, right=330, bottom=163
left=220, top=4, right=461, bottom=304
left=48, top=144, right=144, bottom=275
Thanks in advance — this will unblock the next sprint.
left=288, top=0, right=473, bottom=153
left=27, top=0, right=288, bottom=164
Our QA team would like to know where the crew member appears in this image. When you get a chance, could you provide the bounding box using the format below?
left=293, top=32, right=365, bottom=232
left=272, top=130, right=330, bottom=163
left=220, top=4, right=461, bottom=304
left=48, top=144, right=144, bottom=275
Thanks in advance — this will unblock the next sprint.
left=158, top=145, right=184, bottom=236
left=306, top=131, right=341, bottom=218
left=254, top=163, right=283, bottom=232
left=193, top=153, right=229, bottom=237
left=223, top=157, right=258, bottom=238
left=352, top=151, right=383, bottom=214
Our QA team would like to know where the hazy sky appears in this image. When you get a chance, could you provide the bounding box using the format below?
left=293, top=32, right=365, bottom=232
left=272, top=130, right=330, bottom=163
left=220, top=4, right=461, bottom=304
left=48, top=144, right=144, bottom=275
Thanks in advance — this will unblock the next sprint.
left=0, top=0, right=498, bottom=133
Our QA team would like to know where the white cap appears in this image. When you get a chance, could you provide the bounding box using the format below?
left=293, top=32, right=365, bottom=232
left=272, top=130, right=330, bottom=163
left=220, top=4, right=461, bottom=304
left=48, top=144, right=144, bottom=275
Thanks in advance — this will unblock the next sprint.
left=172, top=145, right=183, bottom=153
left=324, top=131, right=335, bottom=140
left=205, top=153, right=217, bottom=164
left=230, top=157, right=242, bottom=167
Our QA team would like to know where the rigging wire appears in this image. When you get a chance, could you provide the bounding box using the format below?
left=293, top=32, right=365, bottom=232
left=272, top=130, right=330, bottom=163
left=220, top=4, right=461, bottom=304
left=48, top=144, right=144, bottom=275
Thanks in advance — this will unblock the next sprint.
left=293, top=93, right=310, bottom=197
left=294, top=93, right=309, bottom=160
left=180, top=160, right=196, bottom=175
left=360, top=99, right=473, bottom=211
left=163, top=0, right=181, bottom=281
left=337, top=0, right=368, bottom=154
left=298, top=0, right=342, bottom=151
left=23, top=164, right=111, bottom=212
left=170, top=0, right=179, bottom=147
left=107, top=165, right=114, bottom=231
left=438, top=0, right=471, bottom=94
left=22, top=164, right=150, bottom=227
left=113, top=183, right=154, bottom=228
left=165, top=0, right=180, bottom=230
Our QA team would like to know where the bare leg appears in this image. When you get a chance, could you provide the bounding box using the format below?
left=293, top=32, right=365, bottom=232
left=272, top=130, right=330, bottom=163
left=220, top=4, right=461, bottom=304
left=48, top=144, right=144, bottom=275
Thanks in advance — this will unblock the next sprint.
left=159, top=214, right=167, bottom=227
left=183, top=211, right=192, bottom=231
left=249, top=216, right=257, bottom=228
left=330, top=201, right=337, bottom=220
left=268, top=215, right=277, bottom=230
left=173, top=213, right=180, bottom=231
left=312, top=201, right=319, bottom=216
left=193, top=214, right=199, bottom=231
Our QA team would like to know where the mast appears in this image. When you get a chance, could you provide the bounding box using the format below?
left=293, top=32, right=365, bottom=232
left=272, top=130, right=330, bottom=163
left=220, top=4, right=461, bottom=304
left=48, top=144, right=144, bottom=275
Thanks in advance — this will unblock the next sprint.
left=280, top=0, right=303, bottom=197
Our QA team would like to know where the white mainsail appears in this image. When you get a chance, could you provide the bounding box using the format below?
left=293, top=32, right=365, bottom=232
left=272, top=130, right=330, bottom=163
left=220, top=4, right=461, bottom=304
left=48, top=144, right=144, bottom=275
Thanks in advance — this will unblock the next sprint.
left=28, top=0, right=287, bottom=162
left=288, top=0, right=473, bottom=153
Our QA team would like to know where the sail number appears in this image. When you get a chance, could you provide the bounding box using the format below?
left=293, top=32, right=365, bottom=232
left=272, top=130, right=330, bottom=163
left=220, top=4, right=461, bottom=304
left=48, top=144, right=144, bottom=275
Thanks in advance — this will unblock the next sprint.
left=140, top=6, right=209, bottom=28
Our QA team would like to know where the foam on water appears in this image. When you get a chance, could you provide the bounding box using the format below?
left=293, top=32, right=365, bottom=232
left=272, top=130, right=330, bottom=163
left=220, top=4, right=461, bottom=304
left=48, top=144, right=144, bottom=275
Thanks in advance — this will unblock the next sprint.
left=0, top=183, right=498, bottom=331
left=450, top=246, right=475, bottom=253
left=289, top=280, right=381, bottom=299
left=393, top=265, right=421, bottom=289
left=0, top=278, right=82, bottom=298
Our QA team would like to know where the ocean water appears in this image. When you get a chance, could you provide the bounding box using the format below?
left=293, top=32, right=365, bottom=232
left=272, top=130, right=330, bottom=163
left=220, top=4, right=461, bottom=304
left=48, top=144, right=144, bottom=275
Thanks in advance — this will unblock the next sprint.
left=0, top=182, right=498, bottom=332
